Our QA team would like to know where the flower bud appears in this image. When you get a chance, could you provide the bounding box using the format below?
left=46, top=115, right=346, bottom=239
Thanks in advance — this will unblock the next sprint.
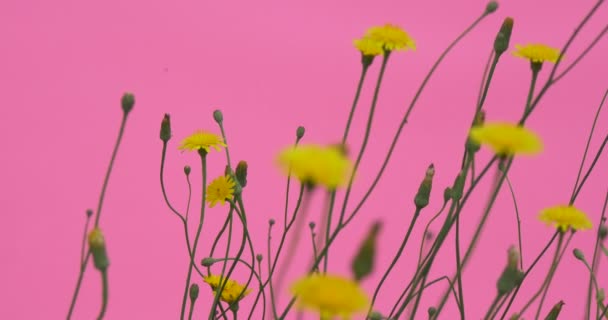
left=189, top=283, right=199, bottom=302
left=573, top=248, right=585, bottom=261
left=256, top=254, right=263, bottom=262
left=213, top=110, right=223, bottom=124
left=351, top=221, right=382, bottom=282
left=508, top=246, right=519, bottom=269
left=452, top=172, right=466, bottom=201
left=597, top=289, right=605, bottom=303
left=201, top=257, right=217, bottom=267
left=121, top=92, right=135, bottom=114
left=368, top=311, right=384, bottom=320
left=494, top=18, right=514, bottom=56
left=414, top=164, right=435, bottom=209
left=443, top=187, right=452, bottom=203
left=599, top=223, right=607, bottom=240
left=544, top=301, right=564, bottom=320
left=428, top=307, right=437, bottom=317
left=309, top=221, right=316, bottom=230
left=236, top=161, right=248, bottom=188
left=296, top=126, right=305, bottom=141
left=160, top=114, right=171, bottom=142
left=497, top=246, right=523, bottom=294
left=88, top=228, right=110, bottom=271
left=86, top=209, right=94, bottom=218
left=269, top=219, right=276, bottom=226
left=184, top=165, right=191, bottom=176
left=485, top=1, right=499, bottom=14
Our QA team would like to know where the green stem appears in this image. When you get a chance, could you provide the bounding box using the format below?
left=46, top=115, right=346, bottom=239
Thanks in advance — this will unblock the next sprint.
left=454, top=203, right=465, bottom=319
left=476, top=54, right=500, bottom=115
left=587, top=191, right=608, bottom=319
left=572, top=134, right=608, bottom=202
left=337, top=52, right=391, bottom=226
left=322, top=191, right=336, bottom=272
left=216, top=121, right=233, bottom=173
left=368, top=208, right=421, bottom=314
left=180, top=153, right=207, bottom=320
left=97, top=270, right=109, bottom=320
left=66, top=252, right=91, bottom=319
left=484, top=293, right=504, bottom=320
left=477, top=49, right=495, bottom=106
left=417, top=202, right=448, bottom=268
left=187, top=299, right=195, bottom=320
left=525, top=68, right=539, bottom=112
left=553, top=24, right=608, bottom=84
left=342, top=12, right=491, bottom=227
left=207, top=213, right=233, bottom=275
left=506, top=175, right=524, bottom=269
left=80, top=213, right=91, bottom=268
left=342, top=64, right=370, bottom=144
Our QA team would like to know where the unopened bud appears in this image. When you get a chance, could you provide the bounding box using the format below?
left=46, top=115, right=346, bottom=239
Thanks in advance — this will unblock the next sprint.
left=368, top=311, right=384, bottom=320
left=573, top=248, right=585, bottom=261
left=160, top=114, right=171, bottom=142
left=597, top=289, right=605, bottom=302
left=497, top=248, right=524, bottom=295
left=544, top=300, right=564, bottom=320
left=88, top=228, right=109, bottom=271
left=599, top=224, right=607, bottom=240
left=309, top=221, right=316, bottom=230
left=86, top=209, right=94, bottom=218
left=213, top=110, right=223, bottom=124
left=452, top=172, right=466, bottom=201
left=414, top=164, right=435, bottom=209
left=236, top=161, right=248, bottom=188
left=189, top=283, right=200, bottom=302
left=494, top=17, right=514, bottom=55
left=485, top=1, right=499, bottom=14
left=428, top=307, right=437, bottom=317
left=507, top=246, right=519, bottom=269
left=351, top=221, right=382, bottom=282
left=296, top=126, right=305, bottom=141
left=269, top=219, right=276, bottom=226
left=201, top=257, right=217, bottom=267
left=121, top=92, right=135, bottom=114
left=256, top=254, right=263, bottom=262
left=443, top=187, right=452, bottom=203
left=184, top=165, right=191, bottom=176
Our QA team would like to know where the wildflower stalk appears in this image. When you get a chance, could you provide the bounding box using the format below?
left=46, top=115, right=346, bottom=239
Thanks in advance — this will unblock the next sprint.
left=367, top=207, right=422, bottom=314
left=321, top=191, right=337, bottom=272
left=179, top=151, right=208, bottom=320
left=207, top=213, right=233, bottom=275
left=525, top=67, right=539, bottom=112
left=417, top=201, right=449, bottom=268
left=576, top=247, right=606, bottom=317
left=98, top=270, right=109, bottom=320
left=572, top=134, right=608, bottom=201
left=506, top=176, right=524, bottom=269
left=484, top=293, right=504, bottom=320
left=80, top=211, right=92, bottom=266
left=342, top=63, right=371, bottom=143
left=342, top=10, right=492, bottom=226
left=587, top=191, right=608, bottom=318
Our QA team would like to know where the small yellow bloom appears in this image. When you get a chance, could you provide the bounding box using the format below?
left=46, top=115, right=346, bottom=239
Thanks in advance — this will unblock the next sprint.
left=365, top=24, right=415, bottom=52
left=206, top=175, right=235, bottom=207
left=469, top=122, right=543, bottom=156
left=277, top=144, right=352, bottom=189
left=353, top=36, right=384, bottom=57
left=291, top=274, right=368, bottom=320
left=513, top=44, right=560, bottom=64
left=539, top=205, right=593, bottom=232
left=203, top=275, right=252, bottom=304
left=178, top=130, right=227, bottom=153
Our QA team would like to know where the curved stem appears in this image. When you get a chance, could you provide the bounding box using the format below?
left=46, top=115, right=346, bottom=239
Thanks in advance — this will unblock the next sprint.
left=342, top=64, right=371, bottom=144
left=506, top=175, right=524, bottom=269
left=417, top=202, right=448, bottom=268
left=207, top=213, right=232, bottom=275
left=587, top=190, right=608, bottom=318
left=97, top=270, right=109, bottom=320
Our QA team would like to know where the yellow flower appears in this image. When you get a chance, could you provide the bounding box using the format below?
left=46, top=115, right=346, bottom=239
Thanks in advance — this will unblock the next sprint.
left=290, top=274, right=368, bottom=320
left=365, top=24, right=415, bottom=52
left=206, top=175, right=235, bottom=207
left=203, top=275, right=252, bottom=304
left=469, top=122, right=543, bottom=156
left=539, top=205, right=593, bottom=232
left=513, top=44, right=560, bottom=63
left=353, top=36, right=384, bottom=57
left=277, top=144, right=352, bottom=189
left=178, top=130, right=226, bottom=153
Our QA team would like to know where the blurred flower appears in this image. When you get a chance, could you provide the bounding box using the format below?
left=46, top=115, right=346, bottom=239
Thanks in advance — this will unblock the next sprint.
left=206, top=175, right=236, bottom=207
left=354, top=36, right=384, bottom=57
left=277, top=144, right=352, bottom=189
left=203, top=275, right=251, bottom=304
left=290, top=274, right=368, bottom=319
left=513, top=44, right=560, bottom=64
left=365, top=24, right=415, bottom=52
left=179, top=130, right=226, bottom=153
left=469, top=122, right=542, bottom=156
left=539, top=205, right=592, bottom=232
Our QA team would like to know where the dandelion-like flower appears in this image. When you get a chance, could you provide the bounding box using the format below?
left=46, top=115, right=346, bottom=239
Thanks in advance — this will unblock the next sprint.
left=539, top=205, right=592, bottom=232
left=469, top=122, right=543, bottom=156
left=513, top=44, right=560, bottom=64
left=203, top=275, right=252, bottom=304
left=277, top=144, right=352, bottom=189
left=206, top=175, right=235, bottom=207
left=290, top=274, right=368, bottom=320
left=365, top=24, right=415, bottom=52
left=178, top=130, right=227, bottom=153
left=353, top=36, right=384, bottom=57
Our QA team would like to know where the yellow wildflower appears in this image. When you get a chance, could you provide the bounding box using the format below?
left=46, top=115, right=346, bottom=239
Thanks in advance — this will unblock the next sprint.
left=353, top=36, right=384, bottom=57
left=539, top=205, right=593, bottom=232
left=178, top=130, right=226, bottom=153
left=513, top=44, right=560, bottom=63
left=277, top=144, right=352, bottom=189
left=203, top=275, right=252, bottom=304
left=290, top=274, right=368, bottom=320
left=365, top=24, right=415, bottom=52
left=469, top=122, right=543, bottom=156
left=206, top=175, right=235, bottom=207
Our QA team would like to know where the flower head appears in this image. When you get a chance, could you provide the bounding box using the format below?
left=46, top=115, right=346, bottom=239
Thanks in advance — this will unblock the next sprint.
left=290, top=274, right=368, bottom=320
left=206, top=175, right=236, bottom=207
left=365, top=24, right=415, bottom=52
left=277, top=144, right=352, bottom=189
left=539, top=205, right=592, bottom=232
left=469, top=122, right=543, bottom=156
left=513, top=44, right=560, bottom=64
left=179, top=130, right=226, bottom=153
left=353, top=36, right=384, bottom=57
left=203, top=275, right=252, bottom=304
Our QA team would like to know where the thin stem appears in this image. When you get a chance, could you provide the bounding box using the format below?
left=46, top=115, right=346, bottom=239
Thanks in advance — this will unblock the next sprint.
left=484, top=293, right=504, bottom=320
left=207, top=213, right=233, bottom=275
left=454, top=203, right=465, bottom=319
left=97, top=270, right=109, bottom=320
left=417, top=202, right=448, bottom=268
left=588, top=190, right=608, bottom=318
left=477, top=49, right=495, bottom=106
left=187, top=297, right=195, bottom=320
left=368, top=208, right=421, bottom=314
left=267, top=220, right=279, bottom=319
left=216, top=121, right=233, bottom=173
left=409, top=276, right=461, bottom=308
left=185, top=169, right=193, bottom=221
left=553, top=24, right=608, bottom=84
left=571, top=90, right=608, bottom=204
left=525, top=68, right=539, bottom=112
left=506, top=175, right=524, bottom=269
left=343, top=11, right=491, bottom=226
left=80, top=213, right=92, bottom=267
left=94, top=113, right=129, bottom=227
left=342, top=64, right=371, bottom=144
left=323, top=191, right=337, bottom=273
left=66, top=252, right=91, bottom=319
left=572, top=134, right=608, bottom=202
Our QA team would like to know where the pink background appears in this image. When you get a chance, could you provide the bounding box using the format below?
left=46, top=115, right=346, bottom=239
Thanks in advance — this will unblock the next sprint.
left=1, top=0, right=607, bottom=319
